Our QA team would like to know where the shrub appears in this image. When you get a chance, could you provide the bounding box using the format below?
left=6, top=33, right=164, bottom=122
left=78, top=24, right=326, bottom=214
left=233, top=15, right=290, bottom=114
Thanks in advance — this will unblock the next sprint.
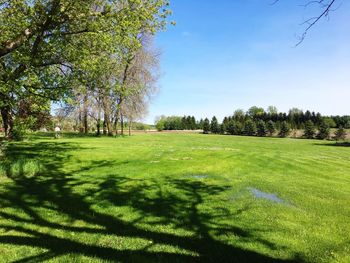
left=278, top=121, right=290, bottom=138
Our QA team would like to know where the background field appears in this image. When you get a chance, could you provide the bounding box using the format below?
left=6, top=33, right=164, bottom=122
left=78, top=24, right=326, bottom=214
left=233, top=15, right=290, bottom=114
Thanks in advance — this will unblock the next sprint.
left=0, top=134, right=349, bottom=262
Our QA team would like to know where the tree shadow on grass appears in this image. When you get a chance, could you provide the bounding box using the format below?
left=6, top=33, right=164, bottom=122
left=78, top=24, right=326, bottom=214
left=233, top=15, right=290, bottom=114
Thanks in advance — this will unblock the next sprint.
left=314, top=142, right=350, bottom=147
left=0, top=140, right=303, bottom=262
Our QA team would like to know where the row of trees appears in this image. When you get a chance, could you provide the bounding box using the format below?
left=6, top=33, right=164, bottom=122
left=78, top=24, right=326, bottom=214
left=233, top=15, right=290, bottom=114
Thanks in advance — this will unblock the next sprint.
left=202, top=117, right=347, bottom=141
left=155, top=106, right=349, bottom=140
left=0, top=0, right=172, bottom=139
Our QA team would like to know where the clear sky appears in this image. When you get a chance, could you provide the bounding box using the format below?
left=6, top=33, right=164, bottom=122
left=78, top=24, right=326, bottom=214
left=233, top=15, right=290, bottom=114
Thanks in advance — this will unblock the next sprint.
left=145, top=0, right=350, bottom=124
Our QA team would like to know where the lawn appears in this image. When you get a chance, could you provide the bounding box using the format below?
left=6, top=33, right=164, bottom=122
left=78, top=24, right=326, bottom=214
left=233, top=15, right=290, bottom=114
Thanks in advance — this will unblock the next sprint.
left=0, top=133, right=349, bottom=262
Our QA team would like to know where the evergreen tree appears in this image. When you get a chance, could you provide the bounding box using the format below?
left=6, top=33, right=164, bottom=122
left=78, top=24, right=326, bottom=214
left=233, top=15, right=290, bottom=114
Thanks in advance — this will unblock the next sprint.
left=317, top=121, right=330, bottom=140
left=203, top=118, right=210, bottom=134
left=279, top=121, right=290, bottom=138
left=334, top=126, right=347, bottom=141
left=219, top=123, right=225, bottom=134
left=226, top=120, right=235, bottom=135
left=266, top=120, right=276, bottom=136
left=304, top=120, right=315, bottom=139
left=198, top=119, right=204, bottom=129
left=256, top=120, right=267, bottom=137
left=210, top=116, right=219, bottom=134
left=243, top=119, right=256, bottom=136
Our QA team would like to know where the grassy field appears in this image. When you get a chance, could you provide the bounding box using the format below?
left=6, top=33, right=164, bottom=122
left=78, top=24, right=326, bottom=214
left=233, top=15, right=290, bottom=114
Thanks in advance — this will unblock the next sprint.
left=0, top=133, right=349, bottom=262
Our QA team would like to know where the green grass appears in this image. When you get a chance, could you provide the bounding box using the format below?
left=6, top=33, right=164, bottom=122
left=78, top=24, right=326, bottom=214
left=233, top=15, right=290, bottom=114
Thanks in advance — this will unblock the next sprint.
left=0, top=133, right=349, bottom=262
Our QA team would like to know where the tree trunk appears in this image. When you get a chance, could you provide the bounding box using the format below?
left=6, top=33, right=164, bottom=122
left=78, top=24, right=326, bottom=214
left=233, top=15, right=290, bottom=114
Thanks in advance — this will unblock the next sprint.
left=129, top=120, right=132, bottom=136
left=83, top=93, right=88, bottom=134
left=120, top=113, right=124, bottom=136
left=1, top=106, right=13, bottom=138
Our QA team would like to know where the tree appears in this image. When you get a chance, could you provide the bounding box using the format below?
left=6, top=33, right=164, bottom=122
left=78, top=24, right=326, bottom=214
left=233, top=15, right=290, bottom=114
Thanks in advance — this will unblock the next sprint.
left=203, top=118, right=210, bottom=134
left=243, top=119, right=256, bottom=136
left=279, top=121, right=290, bottom=138
left=256, top=120, right=267, bottom=137
left=317, top=121, right=330, bottom=140
left=0, top=0, right=171, bottom=139
left=210, top=116, right=219, bottom=134
left=266, top=120, right=276, bottom=136
left=333, top=126, right=347, bottom=141
left=219, top=124, right=225, bottom=135
left=304, top=120, right=315, bottom=139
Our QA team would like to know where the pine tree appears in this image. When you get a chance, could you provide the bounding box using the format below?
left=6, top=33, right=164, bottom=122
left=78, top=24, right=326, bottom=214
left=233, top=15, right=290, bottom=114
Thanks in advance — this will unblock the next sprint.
left=219, top=123, right=225, bottom=134
left=266, top=120, right=276, bottom=136
left=304, top=120, right=315, bottom=139
left=256, top=120, right=267, bottom=137
left=243, top=119, right=256, bottom=136
left=203, top=118, right=210, bottom=134
left=279, top=121, right=290, bottom=138
left=317, top=121, right=330, bottom=140
left=210, top=116, right=219, bottom=134
left=334, top=126, right=347, bottom=141
left=226, top=120, right=235, bottom=135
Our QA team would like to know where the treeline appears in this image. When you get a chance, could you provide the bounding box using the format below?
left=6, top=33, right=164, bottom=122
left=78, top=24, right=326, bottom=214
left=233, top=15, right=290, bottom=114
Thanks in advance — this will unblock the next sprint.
left=155, top=106, right=349, bottom=140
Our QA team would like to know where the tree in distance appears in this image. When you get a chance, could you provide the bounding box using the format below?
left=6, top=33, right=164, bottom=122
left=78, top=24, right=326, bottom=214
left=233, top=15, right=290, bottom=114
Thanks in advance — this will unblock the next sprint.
left=256, top=120, right=267, bottom=137
left=243, top=119, right=256, bottom=136
left=317, top=121, right=330, bottom=140
left=210, top=116, right=219, bottom=134
left=267, top=120, right=276, bottom=136
left=203, top=118, right=210, bottom=134
left=333, top=126, right=347, bottom=142
left=279, top=121, right=290, bottom=138
left=304, top=120, right=316, bottom=139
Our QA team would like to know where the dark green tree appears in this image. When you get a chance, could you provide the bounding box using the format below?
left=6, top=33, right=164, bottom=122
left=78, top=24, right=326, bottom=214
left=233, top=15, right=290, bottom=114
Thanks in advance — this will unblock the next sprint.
left=279, top=121, right=290, bottom=138
left=333, top=126, right=347, bottom=141
left=210, top=116, right=219, bottom=134
left=266, top=120, right=276, bottom=136
left=304, top=120, right=315, bottom=139
left=317, top=121, right=330, bottom=140
left=243, top=119, right=256, bottom=136
left=203, top=118, right=210, bottom=134
left=256, top=120, right=267, bottom=137
left=219, top=123, right=225, bottom=134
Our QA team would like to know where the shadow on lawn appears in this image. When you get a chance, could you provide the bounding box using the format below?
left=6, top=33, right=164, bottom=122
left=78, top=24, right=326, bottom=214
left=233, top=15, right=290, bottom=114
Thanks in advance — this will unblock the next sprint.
left=314, top=142, right=350, bottom=147
left=0, top=141, right=302, bottom=262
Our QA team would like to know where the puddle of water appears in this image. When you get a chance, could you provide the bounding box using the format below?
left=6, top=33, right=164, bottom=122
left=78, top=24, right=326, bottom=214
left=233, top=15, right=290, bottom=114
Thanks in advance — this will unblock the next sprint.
left=190, top=175, right=208, bottom=179
left=249, top=188, right=285, bottom=204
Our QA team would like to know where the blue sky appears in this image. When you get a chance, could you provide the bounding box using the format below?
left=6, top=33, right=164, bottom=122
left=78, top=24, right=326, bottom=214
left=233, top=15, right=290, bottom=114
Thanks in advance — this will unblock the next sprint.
left=145, top=0, right=350, bottom=123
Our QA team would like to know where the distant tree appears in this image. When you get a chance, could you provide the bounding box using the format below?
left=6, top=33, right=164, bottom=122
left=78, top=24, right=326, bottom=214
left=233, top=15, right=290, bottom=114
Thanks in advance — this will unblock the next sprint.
left=226, top=120, right=235, bottom=135
left=243, top=119, right=256, bottom=136
left=266, top=120, right=276, bottom=136
left=233, top=109, right=245, bottom=123
left=304, top=120, right=315, bottom=139
left=267, top=106, right=278, bottom=115
left=198, top=118, right=204, bottom=129
left=317, top=121, right=330, bottom=140
left=203, top=118, right=210, bottom=134
left=333, top=126, right=347, bottom=141
left=279, top=121, right=290, bottom=138
left=219, top=124, right=225, bottom=135
left=247, top=106, right=265, bottom=120
left=256, top=120, right=267, bottom=137
left=210, top=116, right=220, bottom=134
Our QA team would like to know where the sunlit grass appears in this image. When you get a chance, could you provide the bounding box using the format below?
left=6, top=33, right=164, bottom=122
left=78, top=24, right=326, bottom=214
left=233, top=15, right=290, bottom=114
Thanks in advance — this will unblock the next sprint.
left=0, top=133, right=349, bottom=262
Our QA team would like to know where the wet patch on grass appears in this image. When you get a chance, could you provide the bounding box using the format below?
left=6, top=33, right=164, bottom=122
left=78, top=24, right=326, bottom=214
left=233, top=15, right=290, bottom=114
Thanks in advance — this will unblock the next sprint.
left=249, top=187, right=286, bottom=204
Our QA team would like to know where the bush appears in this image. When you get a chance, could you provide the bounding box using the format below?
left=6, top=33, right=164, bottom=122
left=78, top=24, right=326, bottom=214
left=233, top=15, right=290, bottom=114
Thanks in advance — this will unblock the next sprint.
left=278, top=121, right=290, bottom=138
left=256, top=120, right=267, bottom=137
left=304, top=120, right=315, bottom=139
left=243, top=119, right=256, bottom=136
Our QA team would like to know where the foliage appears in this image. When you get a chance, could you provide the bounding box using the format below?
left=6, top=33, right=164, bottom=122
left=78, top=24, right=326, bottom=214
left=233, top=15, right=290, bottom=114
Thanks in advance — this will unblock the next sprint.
left=304, top=121, right=315, bottom=139
left=266, top=120, right=276, bottom=136
left=334, top=126, right=347, bottom=141
left=278, top=121, right=290, bottom=138
left=256, top=120, right=267, bottom=137
left=203, top=118, right=210, bottom=134
left=210, top=116, right=219, bottom=134
left=317, top=121, right=330, bottom=140
left=243, top=119, right=256, bottom=136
